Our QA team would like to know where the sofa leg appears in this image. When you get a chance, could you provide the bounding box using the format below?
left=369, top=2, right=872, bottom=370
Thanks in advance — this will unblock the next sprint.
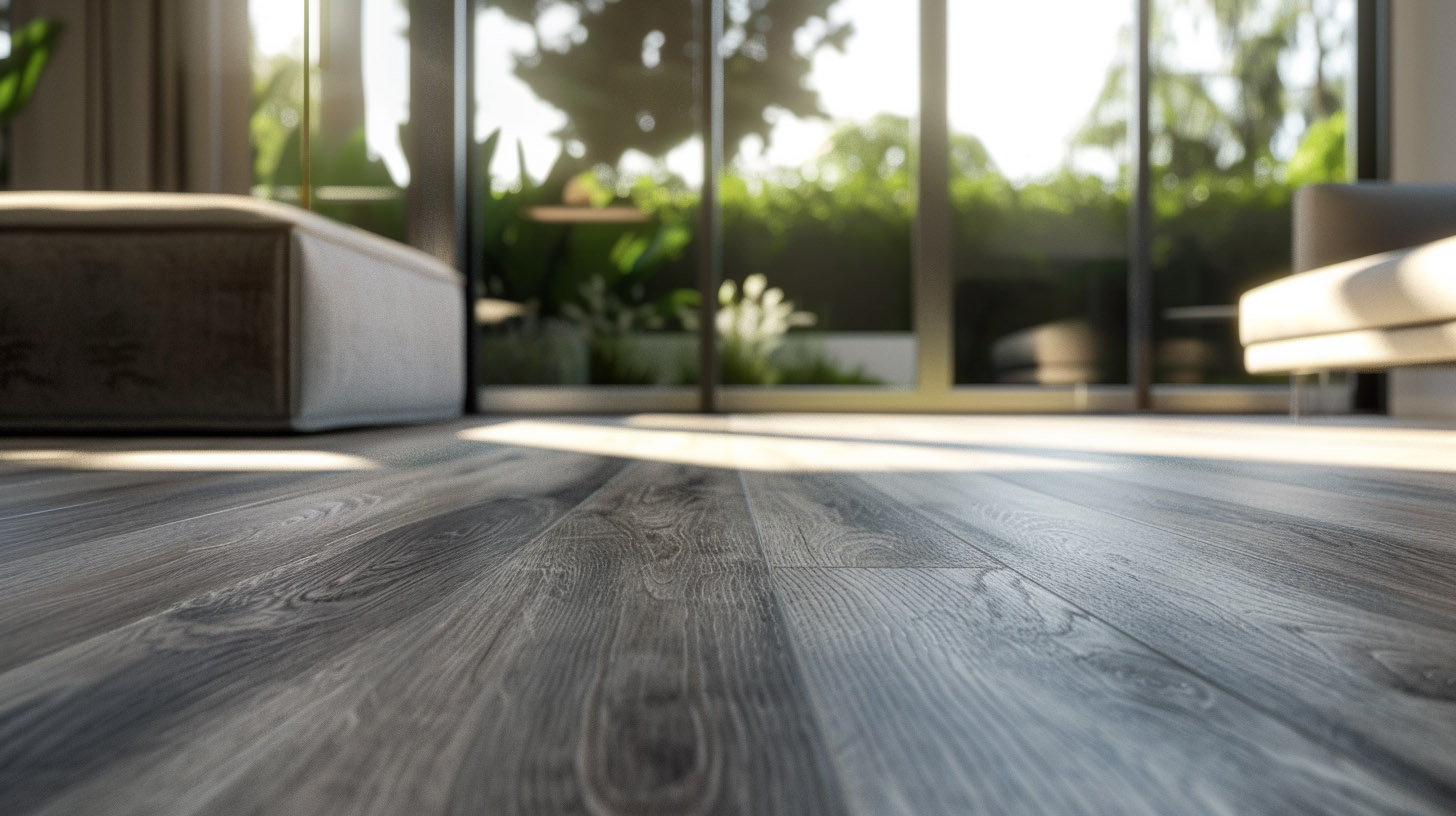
left=1290, top=371, right=1332, bottom=417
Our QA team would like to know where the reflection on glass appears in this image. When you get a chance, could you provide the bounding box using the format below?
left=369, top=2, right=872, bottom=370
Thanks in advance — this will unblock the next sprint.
left=248, top=0, right=410, bottom=241
left=1152, top=0, right=1353, bottom=384
left=950, top=0, right=1131, bottom=386
left=473, top=0, right=702, bottom=387
left=720, top=0, right=917, bottom=388
left=474, top=0, right=919, bottom=389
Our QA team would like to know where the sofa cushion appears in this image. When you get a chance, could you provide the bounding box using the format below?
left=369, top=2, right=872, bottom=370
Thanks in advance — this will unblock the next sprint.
left=1245, top=320, right=1456, bottom=374
left=0, top=192, right=464, bottom=431
left=1240, top=234, right=1456, bottom=346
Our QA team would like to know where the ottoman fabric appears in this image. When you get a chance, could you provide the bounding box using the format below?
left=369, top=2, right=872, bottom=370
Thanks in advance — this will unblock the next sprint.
left=0, top=192, right=464, bottom=431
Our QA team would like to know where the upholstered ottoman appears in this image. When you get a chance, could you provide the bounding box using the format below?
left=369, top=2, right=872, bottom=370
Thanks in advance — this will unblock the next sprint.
left=0, top=192, right=464, bottom=431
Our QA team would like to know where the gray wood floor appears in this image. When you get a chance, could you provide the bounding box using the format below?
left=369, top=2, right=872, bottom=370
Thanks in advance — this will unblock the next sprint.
left=3, top=414, right=1456, bottom=815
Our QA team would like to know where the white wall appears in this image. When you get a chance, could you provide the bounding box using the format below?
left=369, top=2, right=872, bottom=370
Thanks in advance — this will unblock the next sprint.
left=1388, top=1, right=1456, bottom=417
left=1391, top=0, right=1456, bottom=183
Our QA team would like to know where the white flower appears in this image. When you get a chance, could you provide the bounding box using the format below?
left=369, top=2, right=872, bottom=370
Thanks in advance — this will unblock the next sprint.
left=743, top=273, right=768, bottom=302
left=718, top=279, right=737, bottom=306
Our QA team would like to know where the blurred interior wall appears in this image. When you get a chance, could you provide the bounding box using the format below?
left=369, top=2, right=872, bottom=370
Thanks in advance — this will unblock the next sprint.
left=1386, top=0, right=1456, bottom=417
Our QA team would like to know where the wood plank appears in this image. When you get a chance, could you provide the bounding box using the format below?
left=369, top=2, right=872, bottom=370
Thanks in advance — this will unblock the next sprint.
left=867, top=468, right=1456, bottom=807
left=0, top=449, right=627, bottom=815
left=426, top=462, right=845, bottom=815
left=0, top=424, right=574, bottom=661
left=0, top=424, right=493, bottom=564
left=0, top=461, right=845, bottom=815
left=0, top=470, right=323, bottom=563
left=776, top=567, right=1442, bottom=816
left=0, top=469, right=193, bottom=515
left=1051, top=448, right=1456, bottom=549
left=743, top=471, right=993, bottom=567
left=7, top=414, right=1456, bottom=813
left=726, top=413, right=1456, bottom=504
left=1155, top=456, right=1456, bottom=522
left=0, top=446, right=617, bottom=674
left=996, top=466, right=1456, bottom=629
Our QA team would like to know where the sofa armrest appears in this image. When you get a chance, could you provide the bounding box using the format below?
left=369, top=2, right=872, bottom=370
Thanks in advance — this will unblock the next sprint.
left=1295, top=183, right=1456, bottom=272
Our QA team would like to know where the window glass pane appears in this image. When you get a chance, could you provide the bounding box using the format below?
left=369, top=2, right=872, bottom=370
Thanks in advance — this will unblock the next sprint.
left=1152, top=0, right=1353, bottom=385
left=719, top=0, right=918, bottom=389
left=472, top=0, right=700, bottom=387
left=949, top=0, right=1132, bottom=387
left=249, top=0, right=410, bottom=242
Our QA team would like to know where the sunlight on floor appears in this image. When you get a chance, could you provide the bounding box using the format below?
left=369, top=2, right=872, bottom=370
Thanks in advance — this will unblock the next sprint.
left=459, top=419, right=1110, bottom=473
left=689, top=414, right=1456, bottom=475
left=0, top=449, right=380, bottom=472
left=6, top=415, right=1453, bottom=476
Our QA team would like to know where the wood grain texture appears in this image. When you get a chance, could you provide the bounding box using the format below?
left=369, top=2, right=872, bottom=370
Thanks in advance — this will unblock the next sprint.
left=430, top=462, right=845, bottom=816
left=0, top=422, right=488, bottom=563
left=0, top=447, right=609, bottom=673
left=776, top=567, right=1443, bottom=816
left=0, top=459, right=844, bottom=816
left=996, top=466, right=1456, bottom=629
left=742, top=471, right=993, bottom=567
left=0, top=469, right=318, bottom=564
left=5, top=415, right=1456, bottom=815
left=1066, top=449, right=1456, bottom=551
left=867, top=467, right=1456, bottom=808
left=0, top=449, right=628, bottom=815
left=172, top=463, right=844, bottom=816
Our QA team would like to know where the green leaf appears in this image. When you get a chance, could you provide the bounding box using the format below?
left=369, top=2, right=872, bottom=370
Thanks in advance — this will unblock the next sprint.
left=0, top=18, right=65, bottom=123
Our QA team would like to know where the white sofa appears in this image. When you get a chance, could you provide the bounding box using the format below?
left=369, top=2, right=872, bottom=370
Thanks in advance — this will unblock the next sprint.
left=1240, top=183, right=1456, bottom=377
left=0, top=192, right=464, bottom=431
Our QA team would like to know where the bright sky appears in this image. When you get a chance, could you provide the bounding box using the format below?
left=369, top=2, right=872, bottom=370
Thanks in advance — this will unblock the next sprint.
left=251, top=0, right=412, bottom=183
left=249, top=0, right=1349, bottom=190
left=948, top=0, right=1129, bottom=180
left=474, top=0, right=1136, bottom=187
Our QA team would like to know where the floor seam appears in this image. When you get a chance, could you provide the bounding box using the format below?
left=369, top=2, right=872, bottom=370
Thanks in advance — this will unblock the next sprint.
left=735, top=465, right=860, bottom=816
left=852, top=467, right=1453, bottom=806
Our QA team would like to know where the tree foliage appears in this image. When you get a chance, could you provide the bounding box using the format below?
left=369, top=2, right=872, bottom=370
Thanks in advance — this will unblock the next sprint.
left=0, top=17, right=63, bottom=124
left=1076, top=0, right=1348, bottom=179
left=489, top=0, right=850, bottom=170
left=250, top=54, right=407, bottom=241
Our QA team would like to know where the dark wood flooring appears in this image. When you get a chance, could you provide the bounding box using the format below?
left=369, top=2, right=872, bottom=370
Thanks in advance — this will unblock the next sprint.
left=3, top=414, right=1456, bottom=814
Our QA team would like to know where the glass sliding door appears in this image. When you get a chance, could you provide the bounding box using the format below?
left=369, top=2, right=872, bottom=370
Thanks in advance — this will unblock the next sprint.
left=456, top=0, right=1374, bottom=412
left=1150, top=0, right=1354, bottom=386
left=718, top=0, right=918, bottom=389
left=471, top=0, right=701, bottom=389
left=248, top=0, right=411, bottom=242
left=948, top=0, right=1132, bottom=390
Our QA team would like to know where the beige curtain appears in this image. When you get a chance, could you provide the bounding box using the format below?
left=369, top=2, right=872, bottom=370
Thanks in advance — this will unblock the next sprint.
left=8, top=0, right=251, bottom=193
